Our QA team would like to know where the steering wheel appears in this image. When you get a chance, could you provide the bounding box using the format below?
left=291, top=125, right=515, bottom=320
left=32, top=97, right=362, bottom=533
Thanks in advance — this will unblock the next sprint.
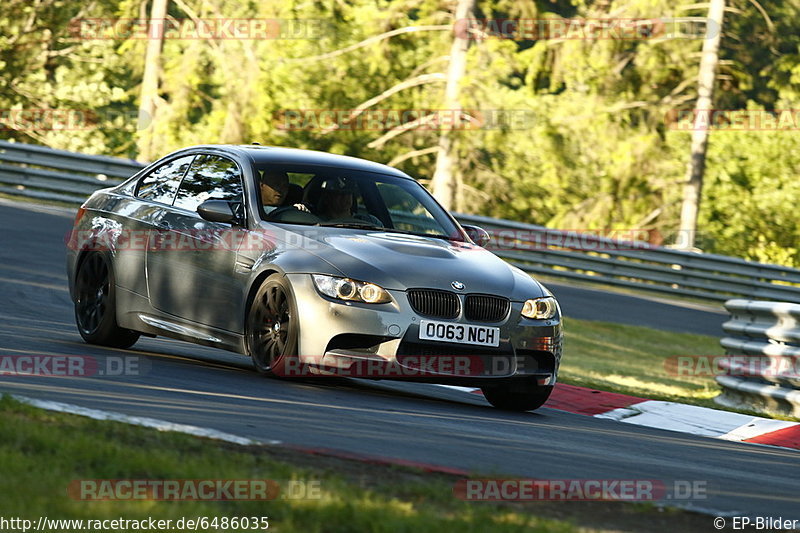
left=266, top=205, right=321, bottom=224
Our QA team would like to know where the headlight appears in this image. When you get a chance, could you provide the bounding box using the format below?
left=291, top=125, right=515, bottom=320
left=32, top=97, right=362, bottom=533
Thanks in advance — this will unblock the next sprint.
left=312, top=274, right=392, bottom=304
left=521, top=296, right=558, bottom=319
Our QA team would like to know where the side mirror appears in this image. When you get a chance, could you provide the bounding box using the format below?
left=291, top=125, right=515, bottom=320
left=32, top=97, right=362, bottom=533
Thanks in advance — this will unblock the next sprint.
left=462, top=224, right=491, bottom=247
left=197, top=199, right=236, bottom=224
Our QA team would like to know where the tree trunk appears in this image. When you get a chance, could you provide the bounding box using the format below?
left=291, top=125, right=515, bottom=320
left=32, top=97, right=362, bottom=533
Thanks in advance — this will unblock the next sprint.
left=678, top=0, right=726, bottom=250
left=430, top=0, right=475, bottom=211
left=136, top=0, right=169, bottom=162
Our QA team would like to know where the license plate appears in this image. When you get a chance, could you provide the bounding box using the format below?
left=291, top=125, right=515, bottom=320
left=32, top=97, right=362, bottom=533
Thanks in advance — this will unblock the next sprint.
left=418, top=320, right=500, bottom=347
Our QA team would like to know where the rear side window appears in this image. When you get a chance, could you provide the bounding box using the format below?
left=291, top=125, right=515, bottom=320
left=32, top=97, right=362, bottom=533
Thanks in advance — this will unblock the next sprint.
left=173, top=154, right=243, bottom=213
left=136, top=155, right=194, bottom=204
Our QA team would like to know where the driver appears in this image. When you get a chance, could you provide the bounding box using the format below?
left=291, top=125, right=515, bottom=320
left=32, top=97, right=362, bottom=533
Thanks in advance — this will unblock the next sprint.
left=260, top=169, right=289, bottom=208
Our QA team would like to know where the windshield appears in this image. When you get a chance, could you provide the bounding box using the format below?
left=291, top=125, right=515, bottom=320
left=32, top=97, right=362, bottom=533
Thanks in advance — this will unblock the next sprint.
left=253, top=164, right=464, bottom=240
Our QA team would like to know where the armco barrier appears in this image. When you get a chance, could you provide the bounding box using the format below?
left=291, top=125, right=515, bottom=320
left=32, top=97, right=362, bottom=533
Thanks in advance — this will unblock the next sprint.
left=2, top=139, right=800, bottom=304
left=457, top=213, right=800, bottom=304
left=0, top=140, right=143, bottom=204
left=716, top=299, right=800, bottom=417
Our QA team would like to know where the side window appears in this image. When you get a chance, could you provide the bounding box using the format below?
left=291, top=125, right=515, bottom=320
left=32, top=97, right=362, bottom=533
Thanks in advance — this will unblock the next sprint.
left=136, top=155, right=194, bottom=204
left=173, top=155, right=243, bottom=213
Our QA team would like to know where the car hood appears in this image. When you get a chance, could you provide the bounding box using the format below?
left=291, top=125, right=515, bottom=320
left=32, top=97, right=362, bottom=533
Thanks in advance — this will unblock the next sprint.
left=290, top=229, right=546, bottom=299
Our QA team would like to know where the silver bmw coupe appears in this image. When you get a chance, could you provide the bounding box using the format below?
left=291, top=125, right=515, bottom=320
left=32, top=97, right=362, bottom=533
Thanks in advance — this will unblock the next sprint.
left=66, top=145, right=562, bottom=410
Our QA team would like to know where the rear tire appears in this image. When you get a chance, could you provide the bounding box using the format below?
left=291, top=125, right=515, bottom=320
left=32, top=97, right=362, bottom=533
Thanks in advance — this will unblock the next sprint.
left=481, top=385, right=553, bottom=411
left=74, top=252, right=140, bottom=349
left=246, top=274, right=299, bottom=377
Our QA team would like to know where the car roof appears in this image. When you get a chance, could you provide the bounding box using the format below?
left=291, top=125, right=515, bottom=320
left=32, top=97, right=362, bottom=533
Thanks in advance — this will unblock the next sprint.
left=178, top=144, right=413, bottom=180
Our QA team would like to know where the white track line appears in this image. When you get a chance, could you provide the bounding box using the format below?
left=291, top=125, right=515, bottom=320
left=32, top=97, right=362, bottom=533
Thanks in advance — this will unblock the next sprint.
left=12, top=394, right=278, bottom=446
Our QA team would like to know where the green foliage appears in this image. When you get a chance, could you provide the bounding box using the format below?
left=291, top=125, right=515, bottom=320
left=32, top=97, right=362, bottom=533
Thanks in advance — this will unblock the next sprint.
left=682, top=128, right=800, bottom=266
left=1, top=0, right=798, bottom=265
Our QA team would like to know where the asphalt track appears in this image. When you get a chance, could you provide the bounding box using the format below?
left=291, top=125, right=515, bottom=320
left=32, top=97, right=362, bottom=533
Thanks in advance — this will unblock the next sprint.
left=0, top=200, right=797, bottom=522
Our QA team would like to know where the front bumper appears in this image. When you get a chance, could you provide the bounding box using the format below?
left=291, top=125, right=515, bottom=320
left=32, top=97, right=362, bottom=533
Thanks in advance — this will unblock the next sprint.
left=286, top=274, right=562, bottom=385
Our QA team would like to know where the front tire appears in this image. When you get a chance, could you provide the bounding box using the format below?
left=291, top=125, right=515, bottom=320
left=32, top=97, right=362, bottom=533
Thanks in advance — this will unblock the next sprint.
left=481, top=385, right=553, bottom=411
left=74, top=252, right=140, bottom=349
left=246, top=273, right=299, bottom=377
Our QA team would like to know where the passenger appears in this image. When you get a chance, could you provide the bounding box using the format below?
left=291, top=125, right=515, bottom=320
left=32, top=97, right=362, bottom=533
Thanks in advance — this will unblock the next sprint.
left=316, top=177, right=358, bottom=220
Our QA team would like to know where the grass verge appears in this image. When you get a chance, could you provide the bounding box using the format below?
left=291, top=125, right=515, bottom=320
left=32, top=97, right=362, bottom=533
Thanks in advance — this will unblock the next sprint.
left=0, top=394, right=714, bottom=533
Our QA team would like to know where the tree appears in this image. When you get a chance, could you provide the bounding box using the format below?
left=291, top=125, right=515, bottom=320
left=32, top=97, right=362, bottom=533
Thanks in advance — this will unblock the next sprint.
left=4, top=0, right=800, bottom=266
left=429, top=0, right=476, bottom=210
left=678, top=0, right=726, bottom=250
left=136, top=0, right=169, bottom=162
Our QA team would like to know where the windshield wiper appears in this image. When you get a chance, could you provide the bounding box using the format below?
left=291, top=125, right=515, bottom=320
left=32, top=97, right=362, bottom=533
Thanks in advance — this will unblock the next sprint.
left=318, top=222, right=382, bottom=229
left=317, top=223, right=463, bottom=242
left=374, top=228, right=460, bottom=242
